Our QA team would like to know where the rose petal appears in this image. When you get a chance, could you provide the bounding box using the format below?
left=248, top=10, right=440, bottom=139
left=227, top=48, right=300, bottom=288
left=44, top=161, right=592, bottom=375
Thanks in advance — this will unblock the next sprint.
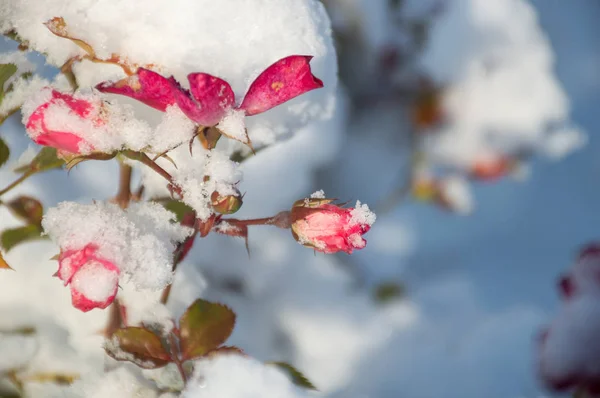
left=34, top=131, right=84, bottom=154
left=96, top=68, right=177, bottom=112
left=186, top=73, right=235, bottom=126
left=70, top=259, right=119, bottom=312
left=239, top=55, right=324, bottom=116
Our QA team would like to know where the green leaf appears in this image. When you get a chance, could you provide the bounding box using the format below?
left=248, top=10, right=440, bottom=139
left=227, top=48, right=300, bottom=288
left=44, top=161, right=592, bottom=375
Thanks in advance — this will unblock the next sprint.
left=204, top=346, right=245, bottom=359
left=13, top=147, right=64, bottom=174
left=0, top=138, right=9, bottom=168
left=104, top=327, right=171, bottom=369
left=0, top=225, right=45, bottom=252
left=6, top=196, right=43, bottom=227
left=267, top=362, right=317, bottom=390
left=179, top=299, right=236, bottom=361
left=0, top=64, right=18, bottom=99
left=162, top=200, right=194, bottom=223
left=373, top=282, right=404, bottom=304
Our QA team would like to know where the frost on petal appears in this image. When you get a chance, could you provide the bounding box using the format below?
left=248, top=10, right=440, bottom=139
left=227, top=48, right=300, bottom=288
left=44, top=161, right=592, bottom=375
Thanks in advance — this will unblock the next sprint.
left=43, top=201, right=192, bottom=292
left=96, top=68, right=177, bottom=112
left=70, top=259, right=119, bottom=312
left=239, top=55, right=324, bottom=116
left=187, top=73, right=235, bottom=126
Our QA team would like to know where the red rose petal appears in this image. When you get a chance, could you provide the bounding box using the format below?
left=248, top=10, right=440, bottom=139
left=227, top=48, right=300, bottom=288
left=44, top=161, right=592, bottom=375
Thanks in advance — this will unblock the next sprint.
left=96, top=68, right=176, bottom=112
left=239, top=55, right=323, bottom=116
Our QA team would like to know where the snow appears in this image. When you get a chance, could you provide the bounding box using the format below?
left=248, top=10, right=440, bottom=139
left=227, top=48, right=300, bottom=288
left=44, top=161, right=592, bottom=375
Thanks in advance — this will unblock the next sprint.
left=1, top=0, right=337, bottom=146
left=174, top=150, right=242, bottom=221
left=70, top=261, right=119, bottom=302
left=0, top=0, right=598, bottom=397
left=217, top=109, right=249, bottom=144
left=349, top=200, right=376, bottom=226
left=182, top=355, right=312, bottom=398
left=42, top=201, right=192, bottom=291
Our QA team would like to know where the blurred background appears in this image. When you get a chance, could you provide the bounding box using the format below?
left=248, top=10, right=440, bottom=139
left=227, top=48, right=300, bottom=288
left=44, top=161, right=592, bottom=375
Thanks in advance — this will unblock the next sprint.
left=0, top=0, right=599, bottom=397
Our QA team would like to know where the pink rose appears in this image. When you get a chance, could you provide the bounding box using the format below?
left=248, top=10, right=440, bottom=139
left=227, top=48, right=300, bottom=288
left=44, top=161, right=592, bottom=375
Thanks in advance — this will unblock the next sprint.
left=96, top=55, right=323, bottom=125
left=290, top=198, right=375, bottom=254
left=25, top=89, right=104, bottom=155
left=57, top=244, right=119, bottom=312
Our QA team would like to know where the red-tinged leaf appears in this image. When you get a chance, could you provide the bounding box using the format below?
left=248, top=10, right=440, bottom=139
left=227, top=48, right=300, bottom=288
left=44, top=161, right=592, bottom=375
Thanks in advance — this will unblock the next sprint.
left=179, top=299, right=236, bottom=361
left=239, top=55, right=323, bottom=116
left=187, top=73, right=235, bottom=126
left=0, top=251, right=13, bottom=270
left=96, top=68, right=177, bottom=112
left=6, top=196, right=43, bottom=227
left=104, top=327, right=171, bottom=369
left=0, top=138, right=9, bottom=168
left=204, top=346, right=246, bottom=359
left=1, top=225, right=46, bottom=252
left=267, top=362, right=317, bottom=390
left=171, top=82, right=206, bottom=125
left=196, top=214, right=218, bottom=238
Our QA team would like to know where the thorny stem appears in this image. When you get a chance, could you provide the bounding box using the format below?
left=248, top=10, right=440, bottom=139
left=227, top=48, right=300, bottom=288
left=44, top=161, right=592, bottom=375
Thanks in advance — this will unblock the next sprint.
left=0, top=170, right=34, bottom=197
left=114, top=162, right=133, bottom=209
left=125, top=151, right=174, bottom=184
left=169, top=333, right=188, bottom=384
left=105, top=163, right=132, bottom=339
left=222, top=211, right=291, bottom=229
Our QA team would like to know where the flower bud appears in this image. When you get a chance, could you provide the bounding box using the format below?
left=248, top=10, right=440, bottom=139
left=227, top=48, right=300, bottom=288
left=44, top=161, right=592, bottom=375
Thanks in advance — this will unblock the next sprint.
left=57, top=243, right=119, bottom=312
left=211, top=191, right=243, bottom=215
left=24, top=88, right=107, bottom=156
left=289, top=197, right=375, bottom=254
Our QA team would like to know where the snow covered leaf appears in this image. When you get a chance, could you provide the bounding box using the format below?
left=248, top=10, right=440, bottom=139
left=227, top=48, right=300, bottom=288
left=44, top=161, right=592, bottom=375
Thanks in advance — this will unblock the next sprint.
left=0, top=251, right=13, bottom=270
left=239, top=55, right=323, bottom=116
left=0, top=63, right=18, bottom=99
left=105, top=327, right=171, bottom=369
left=1, top=224, right=45, bottom=252
left=96, top=68, right=177, bottom=112
left=179, top=299, right=236, bottom=361
left=13, top=147, right=64, bottom=174
left=6, top=196, right=43, bottom=227
left=205, top=346, right=245, bottom=359
left=0, top=138, right=8, bottom=167
left=21, top=372, right=78, bottom=385
left=267, top=362, right=317, bottom=390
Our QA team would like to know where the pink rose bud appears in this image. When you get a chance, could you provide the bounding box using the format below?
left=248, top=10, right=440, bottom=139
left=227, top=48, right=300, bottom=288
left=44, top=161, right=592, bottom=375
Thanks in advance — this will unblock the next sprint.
left=95, top=68, right=177, bottom=112
left=290, top=198, right=375, bottom=254
left=57, top=244, right=120, bottom=312
left=25, top=88, right=104, bottom=155
left=211, top=190, right=243, bottom=215
left=239, top=55, right=324, bottom=116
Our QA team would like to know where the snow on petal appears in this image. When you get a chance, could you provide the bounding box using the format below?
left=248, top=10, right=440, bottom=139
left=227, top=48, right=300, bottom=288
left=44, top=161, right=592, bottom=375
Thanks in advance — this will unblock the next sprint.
left=96, top=68, right=177, bottom=112
left=70, top=258, right=120, bottom=312
left=240, top=55, right=324, bottom=116
left=187, top=73, right=235, bottom=126
left=43, top=201, right=193, bottom=292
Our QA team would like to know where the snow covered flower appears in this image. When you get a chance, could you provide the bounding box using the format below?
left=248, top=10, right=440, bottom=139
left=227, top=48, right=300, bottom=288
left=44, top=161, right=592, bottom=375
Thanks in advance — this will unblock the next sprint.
left=57, top=244, right=120, bottom=312
left=96, top=55, right=323, bottom=144
left=289, top=197, right=376, bottom=254
left=23, top=88, right=105, bottom=155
